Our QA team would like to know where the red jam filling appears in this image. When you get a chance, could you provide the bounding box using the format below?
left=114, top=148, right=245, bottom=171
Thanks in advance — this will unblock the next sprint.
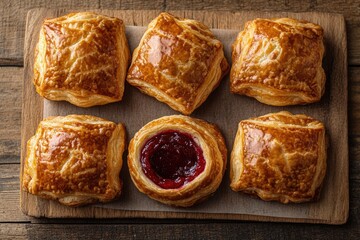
left=140, top=130, right=205, bottom=189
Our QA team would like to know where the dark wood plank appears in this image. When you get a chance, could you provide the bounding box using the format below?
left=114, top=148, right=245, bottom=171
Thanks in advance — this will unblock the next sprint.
left=0, top=67, right=22, bottom=164
left=349, top=67, right=360, bottom=136
left=1, top=215, right=360, bottom=240
left=349, top=137, right=360, bottom=179
left=0, top=224, right=26, bottom=240
left=0, top=164, right=30, bottom=222
left=1, top=0, right=360, bottom=66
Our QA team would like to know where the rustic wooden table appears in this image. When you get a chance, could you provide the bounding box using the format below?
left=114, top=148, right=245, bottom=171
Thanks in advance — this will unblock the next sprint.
left=0, top=1, right=359, bottom=239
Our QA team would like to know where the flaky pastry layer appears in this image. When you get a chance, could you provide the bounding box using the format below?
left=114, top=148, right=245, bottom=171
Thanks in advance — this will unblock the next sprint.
left=230, top=18, right=325, bottom=106
left=230, top=111, right=326, bottom=203
left=23, top=115, right=126, bottom=206
left=33, top=12, right=130, bottom=107
left=127, top=12, right=229, bottom=115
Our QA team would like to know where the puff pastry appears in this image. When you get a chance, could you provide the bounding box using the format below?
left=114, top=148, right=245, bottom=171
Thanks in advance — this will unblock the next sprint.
left=128, top=115, right=227, bottom=207
left=230, top=111, right=326, bottom=203
left=33, top=12, right=130, bottom=107
left=230, top=18, right=325, bottom=106
left=127, top=12, right=229, bottom=115
left=22, top=115, right=126, bottom=206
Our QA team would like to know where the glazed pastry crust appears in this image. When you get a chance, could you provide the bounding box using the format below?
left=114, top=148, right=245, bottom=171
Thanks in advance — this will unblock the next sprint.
left=33, top=12, right=130, bottom=107
left=230, top=18, right=325, bottom=106
left=22, top=115, right=126, bottom=206
left=230, top=111, right=326, bottom=203
left=128, top=115, right=227, bottom=207
left=127, top=12, right=229, bottom=115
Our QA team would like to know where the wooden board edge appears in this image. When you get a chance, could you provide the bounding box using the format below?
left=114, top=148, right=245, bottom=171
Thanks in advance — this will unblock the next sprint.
left=21, top=205, right=345, bottom=225
left=341, top=13, right=349, bottom=224
left=20, top=189, right=348, bottom=224
left=24, top=8, right=345, bottom=28
left=20, top=9, right=45, bottom=217
left=19, top=8, right=349, bottom=225
left=19, top=9, right=32, bottom=218
left=341, top=13, right=349, bottom=225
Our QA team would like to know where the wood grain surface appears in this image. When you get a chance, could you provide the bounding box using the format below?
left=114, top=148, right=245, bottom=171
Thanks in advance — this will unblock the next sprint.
left=1, top=1, right=359, bottom=239
left=0, top=68, right=22, bottom=164
left=19, top=8, right=348, bottom=224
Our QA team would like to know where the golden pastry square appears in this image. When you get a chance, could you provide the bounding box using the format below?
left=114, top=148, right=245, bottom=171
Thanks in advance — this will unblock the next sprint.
left=127, top=12, right=229, bottom=115
left=22, top=115, right=126, bottom=206
left=230, top=111, right=326, bottom=203
left=33, top=12, right=130, bottom=107
left=230, top=18, right=325, bottom=106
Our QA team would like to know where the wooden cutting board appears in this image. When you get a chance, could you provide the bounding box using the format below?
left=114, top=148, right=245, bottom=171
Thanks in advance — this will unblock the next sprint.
left=21, top=8, right=348, bottom=224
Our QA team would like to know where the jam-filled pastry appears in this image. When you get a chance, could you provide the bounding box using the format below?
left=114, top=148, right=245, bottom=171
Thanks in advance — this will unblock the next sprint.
left=33, top=12, right=130, bottom=107
left=230, top=18, right=325, bottom=106
left=127, top=12, right=229, bottom=115
left=22, top=115, right=126, bottom=206
left=127, top=115, right=227, bottom=207
left=230, top=111, right=326, bottom=203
